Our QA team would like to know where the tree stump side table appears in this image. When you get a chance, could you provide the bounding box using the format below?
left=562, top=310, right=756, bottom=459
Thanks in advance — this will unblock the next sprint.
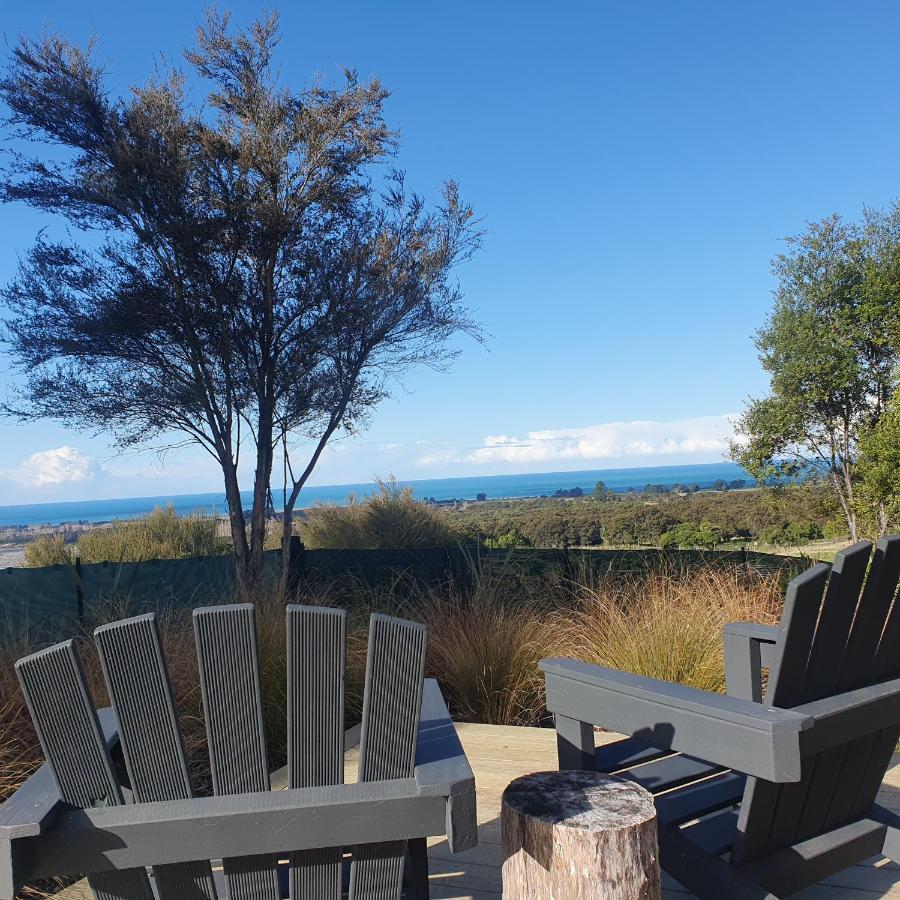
left=501, top=770, right=660, bottom=900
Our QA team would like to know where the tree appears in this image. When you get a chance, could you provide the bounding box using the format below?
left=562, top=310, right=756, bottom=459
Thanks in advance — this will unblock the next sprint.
left=731, top=208, right=900, bottom=542
left=593, top=480, right=613, bottom=500
left=0, top=12, right=481, bottom=592
left=856, top=390, right=900, bottom=536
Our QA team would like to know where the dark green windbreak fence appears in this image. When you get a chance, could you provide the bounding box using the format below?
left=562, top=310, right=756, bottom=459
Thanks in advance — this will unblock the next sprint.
left=0, top=552, right=277, bottom=642
left=0, top=546, right=808, bottom=643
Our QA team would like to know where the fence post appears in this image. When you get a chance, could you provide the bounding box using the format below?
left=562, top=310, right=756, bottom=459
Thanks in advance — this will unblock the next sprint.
left=74, top=554, right=84, bottom=628
left=286, top=535, right=305, bottom=596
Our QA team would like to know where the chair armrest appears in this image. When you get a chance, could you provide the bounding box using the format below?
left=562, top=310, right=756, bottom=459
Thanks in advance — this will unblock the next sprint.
left=11, top=779, right=444, bottom=883
left=540, top=658, right=811, bottom=782
left=723, top=622, right=780, bottom=701
left=415, top=678, right=477, bottom=852
left=796, top=677, right=900, bottom=754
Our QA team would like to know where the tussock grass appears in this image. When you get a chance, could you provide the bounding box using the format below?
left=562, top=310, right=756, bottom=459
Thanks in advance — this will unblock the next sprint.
left=302, top=478, right=459, bottom=549
left=25, top=505, right=229, bottom=567
left=560, top=564, right=782, bottom=692
left=78, top=505, right=228, bottom=563
left=22, top=535, right=74, bottom=568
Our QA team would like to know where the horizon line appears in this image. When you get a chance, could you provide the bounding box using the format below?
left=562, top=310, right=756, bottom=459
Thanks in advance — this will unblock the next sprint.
left=0, top=460, right=749, bottom=512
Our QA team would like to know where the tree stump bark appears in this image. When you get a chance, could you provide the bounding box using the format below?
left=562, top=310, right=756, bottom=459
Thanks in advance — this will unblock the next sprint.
left=501, top=770, right=660, bottom=900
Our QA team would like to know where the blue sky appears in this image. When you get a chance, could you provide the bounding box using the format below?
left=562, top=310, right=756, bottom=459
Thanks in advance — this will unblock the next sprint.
left=1, top=1, right=899, bottom=504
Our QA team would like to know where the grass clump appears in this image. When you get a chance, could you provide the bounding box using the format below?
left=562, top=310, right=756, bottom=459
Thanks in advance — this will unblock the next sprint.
left=560, top=563, right=782, bottom=692
left=302, top=478, right=459, bottom=549
left=415, top=556, right=552, bottom=726
left=23, top=535, right=75, bottom=567
left=75, top=505, right=228, bottom=563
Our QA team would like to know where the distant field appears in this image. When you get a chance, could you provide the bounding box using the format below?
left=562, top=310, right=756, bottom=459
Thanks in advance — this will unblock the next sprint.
left=0, top=545, right=24, bottom=567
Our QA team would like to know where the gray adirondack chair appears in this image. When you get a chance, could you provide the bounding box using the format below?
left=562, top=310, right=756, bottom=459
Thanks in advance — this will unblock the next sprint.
left=541, top=536, right=900, bottom=899
left=0, top=604, right=476, bottom=900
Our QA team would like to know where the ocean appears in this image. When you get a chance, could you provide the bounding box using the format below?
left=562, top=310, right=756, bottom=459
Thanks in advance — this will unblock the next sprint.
left=0, top=461, right=754, bottom=527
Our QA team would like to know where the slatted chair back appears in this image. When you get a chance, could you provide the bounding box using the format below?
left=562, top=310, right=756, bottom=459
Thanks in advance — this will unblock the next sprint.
left=733, top=536, right=900, bottom=864
left=14, top=603, right=430, bottom=900
left=194, top=604, right=281, bottom=900
left=286, top=604, right=346, bottom=900
left=95, top=613, right=218, bottom=900
left=349, top=614, right=428, bottom=900
left=15, top=641, right=156, bottom=900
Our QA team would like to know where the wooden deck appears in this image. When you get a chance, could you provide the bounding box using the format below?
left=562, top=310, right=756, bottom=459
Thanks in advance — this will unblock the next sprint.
left=56, top=723, right=900, bottom=899
left=421, top=724, right=900, bottom=899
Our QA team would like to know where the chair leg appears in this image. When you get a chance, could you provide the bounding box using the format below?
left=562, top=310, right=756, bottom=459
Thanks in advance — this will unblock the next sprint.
left=873, top=802, right=900, bottom=864
left=555, top=714, right=595, bottom=770
left=408, top=837, right=430, bottom=900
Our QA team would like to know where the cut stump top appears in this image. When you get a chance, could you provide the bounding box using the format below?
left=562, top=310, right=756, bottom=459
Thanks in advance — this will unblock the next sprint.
left=501, top=770, right=656, bottom=831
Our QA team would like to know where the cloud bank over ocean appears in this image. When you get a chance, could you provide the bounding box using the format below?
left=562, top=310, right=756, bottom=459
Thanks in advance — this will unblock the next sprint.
left=416, top=414, right=738, bottom=468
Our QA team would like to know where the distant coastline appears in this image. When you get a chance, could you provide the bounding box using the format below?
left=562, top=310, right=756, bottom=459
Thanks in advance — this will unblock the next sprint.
left=0, top=461, right=755, bottom=528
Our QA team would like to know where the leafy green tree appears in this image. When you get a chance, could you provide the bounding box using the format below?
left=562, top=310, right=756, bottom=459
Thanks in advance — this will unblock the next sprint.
left=731, top=207, right=900, bottom=541
left=593, top=481, right=613, bottom=500
left=856, top=390, right=900, bottom=535
left=0, top=13, right=480, bottom=591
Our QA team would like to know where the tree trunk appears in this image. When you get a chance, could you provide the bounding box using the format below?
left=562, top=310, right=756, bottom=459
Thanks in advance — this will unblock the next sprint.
left=279, top=415, right=345, bottom=589
left=220, top=457, right=251, bottom=596
left=280, top=505, right=295, bottom=596
left=832, top=466, right=858, bottom=542
left=501, top=771, right=659, bottom=900
left=248, top=404, right=275, bottom=583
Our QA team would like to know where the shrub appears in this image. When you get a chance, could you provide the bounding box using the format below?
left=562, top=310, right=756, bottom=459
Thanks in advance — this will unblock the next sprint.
left=23, top=535, right=74, bottom=567
left=659, top=521, right=725, bottom=549
left=76, top=505, right=228, bottom=563
left=485, top=528, right=532, bottom=549
left=760, top=521, right=823, bottom=546
left=302, top=479, right=459, bottom=549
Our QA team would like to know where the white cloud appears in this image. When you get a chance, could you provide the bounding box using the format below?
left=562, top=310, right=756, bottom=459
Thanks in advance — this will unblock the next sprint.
left=5, top=446, right=94, bottom=487
left=416, top=414, right=739, bottom=468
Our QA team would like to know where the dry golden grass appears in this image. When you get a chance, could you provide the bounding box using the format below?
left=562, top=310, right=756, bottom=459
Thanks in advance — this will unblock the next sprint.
left=22, top=535, right=74, bottom=568
left=24, top=506, right=229, bottom=567
left=415, top=573, right=551, bottom=726
left=302, top=478, right=459, bottom=549
left=560, top=564, right=782, bottom=692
